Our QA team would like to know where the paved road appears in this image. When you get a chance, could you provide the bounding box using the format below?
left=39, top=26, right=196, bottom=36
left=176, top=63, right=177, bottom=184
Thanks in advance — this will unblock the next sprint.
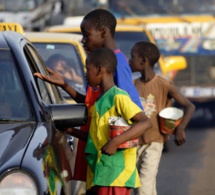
left=157, top=107, right=215, bottom=195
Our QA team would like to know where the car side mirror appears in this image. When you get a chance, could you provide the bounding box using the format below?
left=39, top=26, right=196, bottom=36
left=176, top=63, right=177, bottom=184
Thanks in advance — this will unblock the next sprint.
left=50, top=103, right=88, bottom=130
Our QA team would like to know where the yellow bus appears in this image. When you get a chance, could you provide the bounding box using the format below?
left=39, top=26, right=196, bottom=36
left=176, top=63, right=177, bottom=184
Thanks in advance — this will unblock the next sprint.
left=103, top=0, right=215, bottom=104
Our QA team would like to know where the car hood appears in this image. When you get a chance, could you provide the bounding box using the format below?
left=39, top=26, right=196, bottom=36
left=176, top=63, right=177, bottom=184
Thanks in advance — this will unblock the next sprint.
left=0, top=122, right=36, bottom=170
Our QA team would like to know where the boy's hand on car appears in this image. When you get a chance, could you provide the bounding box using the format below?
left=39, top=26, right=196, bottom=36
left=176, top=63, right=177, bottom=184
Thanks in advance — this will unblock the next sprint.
left=101, top=139, right=118, bottom=155
left=34, top=67, right=65, bottom=87
left=174, top=126, right=186, bottom=146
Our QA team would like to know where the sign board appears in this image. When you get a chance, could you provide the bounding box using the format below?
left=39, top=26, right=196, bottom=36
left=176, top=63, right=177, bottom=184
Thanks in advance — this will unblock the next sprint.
left=0, top=23, right=24, bottom=34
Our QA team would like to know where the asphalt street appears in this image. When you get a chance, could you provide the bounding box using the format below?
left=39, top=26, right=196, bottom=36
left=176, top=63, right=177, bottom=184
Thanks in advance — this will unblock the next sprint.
left=157, top=106, right=215, bottom=195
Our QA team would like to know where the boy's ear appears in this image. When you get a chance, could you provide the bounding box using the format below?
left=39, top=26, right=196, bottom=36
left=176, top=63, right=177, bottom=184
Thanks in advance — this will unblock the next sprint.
left=100, top=26, right=108, bottom=38
left=141, top=56, right=146, bottom=65
left=96, top=65, right=102, bottom=75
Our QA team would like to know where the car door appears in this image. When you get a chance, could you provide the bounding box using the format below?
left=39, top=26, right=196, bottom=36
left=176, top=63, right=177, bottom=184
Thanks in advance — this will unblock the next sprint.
left=23, top=43, right=74, bottom=194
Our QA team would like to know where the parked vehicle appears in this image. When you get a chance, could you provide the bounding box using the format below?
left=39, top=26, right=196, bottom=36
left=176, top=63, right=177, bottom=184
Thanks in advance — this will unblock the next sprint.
left=0, top=29, right=88, bottom=195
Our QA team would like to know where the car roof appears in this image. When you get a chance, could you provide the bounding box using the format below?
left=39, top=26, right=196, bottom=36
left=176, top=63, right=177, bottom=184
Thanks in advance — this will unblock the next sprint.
left=25, top=32, right=83, bottom=43
left=0, top=31, right=31, bottom=54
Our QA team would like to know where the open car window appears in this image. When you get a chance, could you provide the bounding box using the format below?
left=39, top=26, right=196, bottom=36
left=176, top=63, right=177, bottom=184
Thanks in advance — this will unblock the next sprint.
left=33, top=42, right=86, bottom=98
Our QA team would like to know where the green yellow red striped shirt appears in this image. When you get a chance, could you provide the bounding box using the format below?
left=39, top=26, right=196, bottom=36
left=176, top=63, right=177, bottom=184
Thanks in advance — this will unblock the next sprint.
left=85, top=86, right=142, bottom=190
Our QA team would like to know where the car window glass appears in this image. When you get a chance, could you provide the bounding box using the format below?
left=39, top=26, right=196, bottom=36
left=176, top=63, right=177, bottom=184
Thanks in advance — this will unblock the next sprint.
left=0, top=49, right=32, bottom=121
left=33, top=43, right=86, bottom=98
left=24, top=44, right=62, bottom=105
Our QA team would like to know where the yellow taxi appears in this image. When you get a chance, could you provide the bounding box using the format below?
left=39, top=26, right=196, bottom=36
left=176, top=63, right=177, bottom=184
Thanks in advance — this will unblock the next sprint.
left=25, top=32, right=87, bottom=103
left=0, top=22, right=24, bottom=34
left=45, top=23, right=186, bottom=80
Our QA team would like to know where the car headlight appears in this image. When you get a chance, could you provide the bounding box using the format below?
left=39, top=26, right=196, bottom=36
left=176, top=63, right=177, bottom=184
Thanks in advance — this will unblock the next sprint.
left=0, top=171, right=38, bottom=195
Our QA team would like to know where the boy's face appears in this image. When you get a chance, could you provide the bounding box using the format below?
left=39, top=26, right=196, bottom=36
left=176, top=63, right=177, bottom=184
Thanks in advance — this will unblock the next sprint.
left=81, top=19, right=104, bottom=55
left=129, top=47, right=143, bottom=72
left=85, top=57, right=101, bottom=87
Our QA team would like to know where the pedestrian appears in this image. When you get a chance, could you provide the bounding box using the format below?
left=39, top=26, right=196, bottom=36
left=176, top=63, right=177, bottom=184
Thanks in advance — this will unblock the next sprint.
left=129, top=41, right=195, bottom=195
left=77, top=47, right=152, bottom=194
left=34, top=8, right=145, bottom=194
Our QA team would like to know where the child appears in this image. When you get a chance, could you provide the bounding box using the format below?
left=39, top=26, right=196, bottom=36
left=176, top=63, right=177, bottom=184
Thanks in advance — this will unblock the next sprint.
left=82, top=47, right=151, bottom=195
left=129, top=41, right=195, bottom=195
left=34, top=8, right=144, bottom=188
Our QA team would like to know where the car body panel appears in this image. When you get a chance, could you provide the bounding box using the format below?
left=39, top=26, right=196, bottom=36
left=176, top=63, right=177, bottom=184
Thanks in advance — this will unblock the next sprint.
left=0, top=122, right=35, bottom=172
left=0, top=30, right=87, bottom=195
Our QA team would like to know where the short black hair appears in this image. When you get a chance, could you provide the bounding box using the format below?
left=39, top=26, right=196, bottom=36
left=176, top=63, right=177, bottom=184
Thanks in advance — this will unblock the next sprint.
left=134, top=41, right=160, bottom=67
left=88, top=47, right=117, bottom=73
left=46, top=54, right=66, bottom=69
left=83, top=9, right=116, bottom=37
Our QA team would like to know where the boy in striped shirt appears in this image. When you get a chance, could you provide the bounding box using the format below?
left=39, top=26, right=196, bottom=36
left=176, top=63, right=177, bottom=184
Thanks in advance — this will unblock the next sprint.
left=83, top=47, right=151, bottom=195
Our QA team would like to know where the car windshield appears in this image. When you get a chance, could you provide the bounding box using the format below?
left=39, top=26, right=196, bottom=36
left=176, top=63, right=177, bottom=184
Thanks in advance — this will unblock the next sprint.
left=109, top=0, right=215, bottom=16
left=0, top=49, right=32, bottom=121
left=0, top=0, right=38, bottom=12
left=33, top=43, right=86, bottom=97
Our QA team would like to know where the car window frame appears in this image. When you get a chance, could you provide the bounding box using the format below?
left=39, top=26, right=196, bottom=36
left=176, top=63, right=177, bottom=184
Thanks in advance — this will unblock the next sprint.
left=23, top=43, right=64, bottom=105
left=31, top=41, right=87, bottom=97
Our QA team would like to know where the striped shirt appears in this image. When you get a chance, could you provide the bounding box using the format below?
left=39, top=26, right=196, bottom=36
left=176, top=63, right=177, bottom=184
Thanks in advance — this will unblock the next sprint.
left=85, top=86, right=142, bottom=190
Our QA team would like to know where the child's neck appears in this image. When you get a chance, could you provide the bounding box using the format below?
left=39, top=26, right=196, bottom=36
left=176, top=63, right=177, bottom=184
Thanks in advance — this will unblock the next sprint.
left=140, top=71, right=156, bottom=83
left=100, top=78, right=115, bottom=95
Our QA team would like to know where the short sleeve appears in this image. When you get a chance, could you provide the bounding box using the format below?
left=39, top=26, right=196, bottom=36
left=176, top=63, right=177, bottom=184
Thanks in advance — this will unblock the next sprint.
left=114, top=94, right=143, bottom=124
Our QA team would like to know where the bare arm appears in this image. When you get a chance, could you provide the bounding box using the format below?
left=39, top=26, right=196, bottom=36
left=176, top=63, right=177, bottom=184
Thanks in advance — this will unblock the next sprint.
left=168, top=83, right=195, bottom=146
left=101, top=112, right=152, bottom=155
left=65, top=127, right=88, bottom=141
left=70, top=68, right=84, bottom=84
left=34, top=68, right=85, bottom=103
